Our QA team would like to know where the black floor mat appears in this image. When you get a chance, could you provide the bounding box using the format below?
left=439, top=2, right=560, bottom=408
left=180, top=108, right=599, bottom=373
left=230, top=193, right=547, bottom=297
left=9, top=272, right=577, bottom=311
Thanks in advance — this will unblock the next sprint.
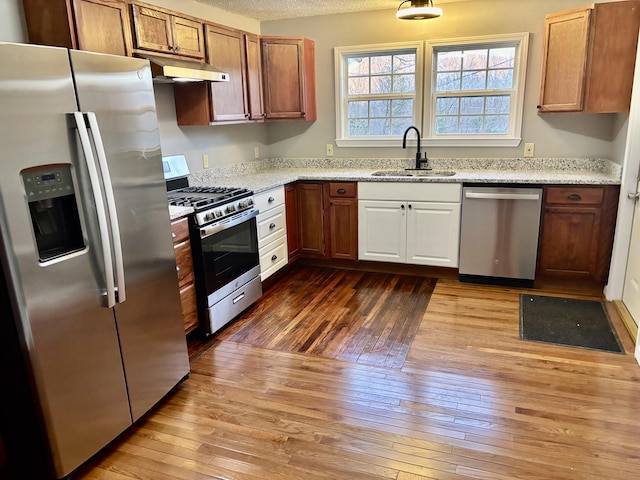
left=519, top=294, right=623, bottom=353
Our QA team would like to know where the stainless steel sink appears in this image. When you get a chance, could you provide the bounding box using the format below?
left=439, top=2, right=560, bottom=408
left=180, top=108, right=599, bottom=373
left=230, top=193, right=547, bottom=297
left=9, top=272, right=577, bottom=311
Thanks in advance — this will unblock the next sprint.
left=371, top=169, right=456, bottom=177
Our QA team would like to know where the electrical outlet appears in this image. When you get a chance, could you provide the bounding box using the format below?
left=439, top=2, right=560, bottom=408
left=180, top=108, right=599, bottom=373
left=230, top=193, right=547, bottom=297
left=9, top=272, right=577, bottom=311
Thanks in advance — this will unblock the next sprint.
left=254, top=146, right=260, bottom=159
left=524, top=143, right=535, bottom=158
left=326, top=143, right=334, bottom=157
left=202, top=154, right=209, bottom=168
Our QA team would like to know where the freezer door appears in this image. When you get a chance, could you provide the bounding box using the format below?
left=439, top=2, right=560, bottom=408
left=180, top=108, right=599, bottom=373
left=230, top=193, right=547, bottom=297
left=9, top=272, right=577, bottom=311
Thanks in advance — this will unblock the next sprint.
left=69, top=50, right=190, bottom=421
left=0, top=43, right=132, bottom=477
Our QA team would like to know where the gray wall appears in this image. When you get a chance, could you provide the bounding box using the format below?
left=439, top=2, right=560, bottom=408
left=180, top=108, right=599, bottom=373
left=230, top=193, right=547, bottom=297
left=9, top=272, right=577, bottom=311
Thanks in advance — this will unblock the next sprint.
left=0, top=0, right=633, bottom=173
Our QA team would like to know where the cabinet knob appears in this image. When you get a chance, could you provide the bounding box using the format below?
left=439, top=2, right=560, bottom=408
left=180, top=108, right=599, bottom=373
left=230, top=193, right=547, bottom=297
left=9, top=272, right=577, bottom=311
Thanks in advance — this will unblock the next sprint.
left=269, top=222, right=276, bottom=229
left=536, top=105, right=542, bottom=109
left=172, top=232, right=176, bottom=238
left=401, top=204, right=405, bottom=210
left=567, top=194, right=582, bottom=201
left=337, top=188, right=346, bottom=194
left=408, top=204, right=413, bottom=209
left=301, top=112, right=306, bottom=117
left=176, top=266, right=180, bottom=272
left=245, top=113, right=250, bottom=118
left=174, top=45, right=180, bottom=52
left=262, top=113, right=266, bottom=117
left=271, top=254, right=278, bottom=261
left=329, top=201, right=333, bottom=206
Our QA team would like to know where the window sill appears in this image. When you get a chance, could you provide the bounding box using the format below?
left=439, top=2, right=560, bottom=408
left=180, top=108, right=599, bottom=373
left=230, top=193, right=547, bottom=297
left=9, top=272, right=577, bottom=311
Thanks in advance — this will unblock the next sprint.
left=335, top=137, right=522, bottom=148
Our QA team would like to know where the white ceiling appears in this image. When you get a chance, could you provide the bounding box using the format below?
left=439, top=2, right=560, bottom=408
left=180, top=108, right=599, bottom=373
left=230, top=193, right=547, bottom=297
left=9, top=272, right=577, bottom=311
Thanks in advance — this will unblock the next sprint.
left=193, top=0, right=464, bottom=21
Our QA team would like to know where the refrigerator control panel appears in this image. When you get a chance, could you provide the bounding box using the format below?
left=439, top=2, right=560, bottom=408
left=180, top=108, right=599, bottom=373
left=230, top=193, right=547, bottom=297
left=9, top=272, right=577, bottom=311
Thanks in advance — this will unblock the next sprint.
left=22, top=165, right=76, bottom=202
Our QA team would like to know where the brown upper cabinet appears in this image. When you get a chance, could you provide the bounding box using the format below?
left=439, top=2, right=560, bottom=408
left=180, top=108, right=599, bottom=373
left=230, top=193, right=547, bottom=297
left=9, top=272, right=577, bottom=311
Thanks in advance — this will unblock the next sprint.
left=538, top=1, right=640, bottom=113
left=261, top=37, right=317, bottom=121
left=131, top=2, right=205, bottom=60
left=22, top=0, right=133, bottom=57
left=174, top=24, right=264, bottom=125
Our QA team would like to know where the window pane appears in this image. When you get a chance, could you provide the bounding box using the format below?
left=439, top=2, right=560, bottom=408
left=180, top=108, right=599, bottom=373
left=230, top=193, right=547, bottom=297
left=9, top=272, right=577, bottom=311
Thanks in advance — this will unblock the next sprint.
left=371, top=55, right=392, bottom=74
left=349, top=119, right=369, bottom=136
left=348, top=57, right=369, bottom=76
left=489, top=47, right=515, bottom=69
left=392, top=99, right=413, bottom=117
left=487, top=69, right=513, bottom=89
left=461, top=97, right=484, bottom=115
left=348, top=101, right=369, bottom=118
left=370, top=100, right=390, bottom=117
left=370, top=118, right=390, bottom=135
left=460, top=116, right=483, bottom=134
left=391, top=117, right=413, bottom=135
left=435, top=116, right=459, bottom=134
left=483, top=115, right=509, bottom=134
left=371, top=76, right=392, bottom=94
left=486, top=95, right=510, bottom=114
left=461, top=70, right=486, bottom=90
left=393, top=74, right=415, bottom=93
left=437, top=72, right=461, bottom=91
left=393, top=54, right=415, bottom=73
left=436, top=97, right=459, bottom=115
left=437, top=51, right=462, bottom=72
left=463, top=49, right=488, bottom=70
left=348, top=77, right=369, bottom=95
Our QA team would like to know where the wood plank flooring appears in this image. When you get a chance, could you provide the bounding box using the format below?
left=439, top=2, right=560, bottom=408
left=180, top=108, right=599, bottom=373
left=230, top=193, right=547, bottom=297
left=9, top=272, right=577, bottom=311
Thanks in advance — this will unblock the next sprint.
left=77, top=266, right=640, bottom=480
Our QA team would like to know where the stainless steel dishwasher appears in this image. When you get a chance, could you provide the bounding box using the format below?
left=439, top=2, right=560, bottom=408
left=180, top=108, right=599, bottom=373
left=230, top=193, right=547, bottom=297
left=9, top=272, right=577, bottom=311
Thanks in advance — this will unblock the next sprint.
left=459, top=185, right=543, bottom=286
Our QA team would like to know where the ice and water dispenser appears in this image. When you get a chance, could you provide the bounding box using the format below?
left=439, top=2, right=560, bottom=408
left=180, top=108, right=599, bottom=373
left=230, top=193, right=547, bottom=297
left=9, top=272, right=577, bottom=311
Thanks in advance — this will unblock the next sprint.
left=22, top=165, right=85, bottom=262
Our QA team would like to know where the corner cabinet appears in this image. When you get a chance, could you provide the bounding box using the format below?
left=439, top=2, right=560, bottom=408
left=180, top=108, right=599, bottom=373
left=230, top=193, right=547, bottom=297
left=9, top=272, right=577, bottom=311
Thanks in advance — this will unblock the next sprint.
left=23, top=0, right=133, bottom=56
left=261, top=37, right=317, bottom=121
left=538, top=1, right=640, bottom=113
left=131, top=2, right=205, bottom=60
left=174, top=25, right=264, bottom=125
left=171, top=217, right=199, bottom=334
left=358, top=183, right=462, bottom=268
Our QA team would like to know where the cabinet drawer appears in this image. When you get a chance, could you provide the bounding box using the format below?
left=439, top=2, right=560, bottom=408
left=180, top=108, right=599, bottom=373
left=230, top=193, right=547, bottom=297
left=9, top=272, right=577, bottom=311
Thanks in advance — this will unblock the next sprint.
left=329, top=182, right=357, bottom=198
left=171, top=217, right=189, bottom=244
left=174, top=240, right=194, bottom=287
left=255, top=186, right=285, bottom=213
left=545, top=186, right=604, bottom=205
left=260, top=236, right=288, bottom=281
left=257, top=204, right=286, bottom=247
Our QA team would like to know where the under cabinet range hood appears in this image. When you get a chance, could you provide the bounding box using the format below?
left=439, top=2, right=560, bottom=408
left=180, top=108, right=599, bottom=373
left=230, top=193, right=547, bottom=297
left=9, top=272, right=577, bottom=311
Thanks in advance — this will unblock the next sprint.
left=138, top=54, right=229, bottom=83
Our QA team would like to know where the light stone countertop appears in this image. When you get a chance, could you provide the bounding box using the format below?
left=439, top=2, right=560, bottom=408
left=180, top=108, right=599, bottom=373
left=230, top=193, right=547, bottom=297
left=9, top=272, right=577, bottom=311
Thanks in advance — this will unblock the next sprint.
left=187, top=157, right=622, bottom=195
left=168, top=205, right=194, bottom=221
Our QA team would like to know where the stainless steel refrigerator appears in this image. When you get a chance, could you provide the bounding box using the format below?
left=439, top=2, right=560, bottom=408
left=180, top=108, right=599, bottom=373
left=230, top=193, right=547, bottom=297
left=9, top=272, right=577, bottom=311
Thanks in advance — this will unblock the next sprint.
left=0, top=42, right=190, bottom=478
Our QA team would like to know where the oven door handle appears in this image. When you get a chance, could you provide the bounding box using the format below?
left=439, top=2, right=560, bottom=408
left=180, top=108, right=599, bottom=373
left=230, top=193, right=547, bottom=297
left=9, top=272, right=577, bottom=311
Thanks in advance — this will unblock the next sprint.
left=200, top=209, right=259, bottom=239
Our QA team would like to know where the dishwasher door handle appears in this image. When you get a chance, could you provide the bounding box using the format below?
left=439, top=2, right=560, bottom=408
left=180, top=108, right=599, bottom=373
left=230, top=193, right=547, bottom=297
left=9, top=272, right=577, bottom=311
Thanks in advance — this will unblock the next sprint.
left=465, top=191, right=540, bottom=201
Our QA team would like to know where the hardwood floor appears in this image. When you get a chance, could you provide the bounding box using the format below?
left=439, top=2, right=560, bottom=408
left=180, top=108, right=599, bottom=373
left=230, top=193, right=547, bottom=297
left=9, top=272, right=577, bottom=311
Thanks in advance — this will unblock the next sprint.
left=77, top=266, right=640, bottom=480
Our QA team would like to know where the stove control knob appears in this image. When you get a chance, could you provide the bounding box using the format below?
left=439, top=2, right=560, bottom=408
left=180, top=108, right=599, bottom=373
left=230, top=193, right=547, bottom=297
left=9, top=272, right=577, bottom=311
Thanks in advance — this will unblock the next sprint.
left=226, top=205, right=236, bottom=214
left=215, top=209, right=223, bottom=218
left=205, top=212, right=213, bottom=221
left=247, top=198, right=254, bottom=206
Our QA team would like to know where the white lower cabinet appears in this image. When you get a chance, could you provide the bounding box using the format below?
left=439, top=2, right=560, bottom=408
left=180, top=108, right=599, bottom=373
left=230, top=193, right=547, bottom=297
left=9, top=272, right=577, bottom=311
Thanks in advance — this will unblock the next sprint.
left=255, top=186, right=288, bottom=281
left=358, top=182, right=461, bottom=268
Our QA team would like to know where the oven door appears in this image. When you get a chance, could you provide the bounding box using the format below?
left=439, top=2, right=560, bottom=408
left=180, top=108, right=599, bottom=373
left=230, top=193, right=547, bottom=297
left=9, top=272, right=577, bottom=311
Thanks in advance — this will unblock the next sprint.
left=197, top=211, right=260, bottom=303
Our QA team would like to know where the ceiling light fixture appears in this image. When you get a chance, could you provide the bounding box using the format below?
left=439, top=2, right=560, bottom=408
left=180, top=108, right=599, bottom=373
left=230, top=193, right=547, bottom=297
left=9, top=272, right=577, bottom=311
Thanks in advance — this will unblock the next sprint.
left=396, top=0, right=442, bottom=20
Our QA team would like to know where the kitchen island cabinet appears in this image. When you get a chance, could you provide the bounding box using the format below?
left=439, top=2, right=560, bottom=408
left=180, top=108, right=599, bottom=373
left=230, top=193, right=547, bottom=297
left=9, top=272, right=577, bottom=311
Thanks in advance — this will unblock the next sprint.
left=358, top=183, right=461, bottom=268
left=22, top=0, right=133, bottom=56
left=538, top=1, right=640, bottom=113
left=171, top=217, right=198, bottom=334
left=537, top=185, right=619, bottom=281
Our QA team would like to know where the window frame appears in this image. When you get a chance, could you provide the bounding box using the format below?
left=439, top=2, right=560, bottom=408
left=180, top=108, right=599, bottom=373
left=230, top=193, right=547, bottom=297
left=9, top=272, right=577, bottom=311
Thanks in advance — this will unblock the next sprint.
left=424, top=32, right=530, bottom=147
left=334, top=41, right=424, bottom=147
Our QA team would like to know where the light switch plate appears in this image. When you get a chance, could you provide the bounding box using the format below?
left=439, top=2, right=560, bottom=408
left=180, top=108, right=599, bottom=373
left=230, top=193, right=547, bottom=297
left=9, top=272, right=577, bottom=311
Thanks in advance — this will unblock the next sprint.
left=326, top=143, right=334, bottom=157
left=202, top=154, right=209, bottom=168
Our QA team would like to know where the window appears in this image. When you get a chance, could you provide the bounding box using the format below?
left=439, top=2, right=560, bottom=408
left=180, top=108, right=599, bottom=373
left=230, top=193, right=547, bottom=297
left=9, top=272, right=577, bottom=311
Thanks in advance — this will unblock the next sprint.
left=334, top=42, right=423, bottom=147
left=425, top=33, right=529, bottom=147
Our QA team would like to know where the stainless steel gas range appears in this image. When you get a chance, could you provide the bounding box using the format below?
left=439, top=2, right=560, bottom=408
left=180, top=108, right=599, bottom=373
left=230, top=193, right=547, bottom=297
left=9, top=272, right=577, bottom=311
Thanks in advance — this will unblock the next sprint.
left=164, top=155, right=262, bottom=335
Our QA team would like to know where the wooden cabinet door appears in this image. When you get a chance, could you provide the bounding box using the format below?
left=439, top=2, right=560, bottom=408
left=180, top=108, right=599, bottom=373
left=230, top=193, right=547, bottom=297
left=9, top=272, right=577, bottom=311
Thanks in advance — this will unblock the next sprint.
left=261, top=37, right=316, bottom=121
left=538, top=205, right=601, bottom=278
left=179, top=283, right=199, bottom=334
left=538, top=8, right=590, bottom=112
left=406, top=201, right=460, bottom=268
left=171, top=15, right=205, bottom=59
left=245, top=33, right=265, bottom=121
left=73, top=0, right=133, bottom=56
left=296, top=183, right=325, bottom=256
left=329, top=198, right=357, bottom=260
left=207, top=24, right=248, bottom=122
left=285, top=184, right=300, bottom=262
left=131, top=4, right=174, bottom=55
left=358, top=200, right=405, bottom=263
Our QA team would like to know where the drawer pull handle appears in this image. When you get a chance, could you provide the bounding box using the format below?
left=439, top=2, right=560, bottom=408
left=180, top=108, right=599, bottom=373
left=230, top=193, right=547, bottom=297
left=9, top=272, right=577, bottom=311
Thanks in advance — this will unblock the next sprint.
left=268, top=196, right=275, bottom=202
left=172, top=232, right=176, bottom=238
left=337, top=188, right=347, bottom=194
left=232, top=292, right=245, bottom=304
left=269, top=223, right=276, bottom=229
left=271, top=255, right=278, bottom=261
left=567, top=194, right=582, bottom=201
left=176, top=266, right=180, bottom=272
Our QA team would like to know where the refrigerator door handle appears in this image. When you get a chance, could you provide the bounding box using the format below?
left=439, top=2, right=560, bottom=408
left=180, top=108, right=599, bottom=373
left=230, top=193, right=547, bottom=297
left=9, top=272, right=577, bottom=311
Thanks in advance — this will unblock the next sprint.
left=73, top=112, right=116, bottom=308
left=86, top=112, right=126, bottom=303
